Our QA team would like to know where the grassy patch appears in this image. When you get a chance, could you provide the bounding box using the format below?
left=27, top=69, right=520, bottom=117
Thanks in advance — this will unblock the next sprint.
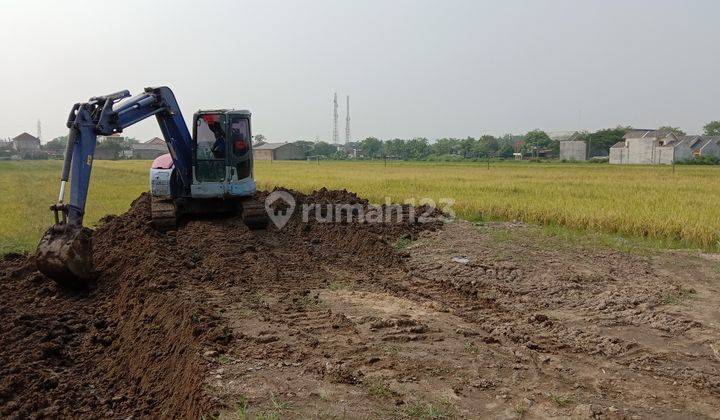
left=463, top=341, right=479, bottom=355
left=328, top=280, right=352, bottom=291
left=402, top=398, right=456, bottom=419
left=394, top=237, right=413, bottom=250
left=254, top=395, right=293, bottom=420
left=550, top=394, right=574, bottom=407
left=297, top=293, right=320, bottom=308
left=382, top=343, right=401, bottom=355
left=663, top=287, right=697, bottom=305
left=247, top=291, right=270, bottom=308
left=366, top=379, right=394, bottom=398
left=4, top=160, right=720, bottom=254
left=233, top=397, right=250, bottom=420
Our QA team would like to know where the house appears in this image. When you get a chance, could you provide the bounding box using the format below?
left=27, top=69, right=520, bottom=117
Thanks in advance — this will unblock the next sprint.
left=132, top=137, right=167, bottom=159
left=609, top=129, right=691, bottom=164
left=10, top=132, right=44, bottom=159
left=252, top=142, right=304, bottom=161
left=12, top=132, right=41, bottom=152
left=683, top=135, right=720, bottom=158
left=610, top=129, right=720, bottom=164
left=548, top=131, right=582, bottom=142
left=559, top=132, right=587, bottom=161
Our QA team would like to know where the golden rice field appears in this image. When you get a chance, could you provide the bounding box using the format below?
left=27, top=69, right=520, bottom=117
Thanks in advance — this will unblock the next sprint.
left=1, top=159, right=719, bottom=254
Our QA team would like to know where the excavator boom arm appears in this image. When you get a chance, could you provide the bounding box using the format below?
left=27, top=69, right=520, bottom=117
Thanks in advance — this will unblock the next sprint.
left=38, top=86, right=193, bottom=286
left=60, top=86, right=192, bottom=225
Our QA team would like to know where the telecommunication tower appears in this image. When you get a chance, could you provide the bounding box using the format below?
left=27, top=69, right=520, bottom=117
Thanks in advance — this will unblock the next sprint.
left=332, top=93, right=339, bottom=144
left=344, top=95, right=350, bottom=144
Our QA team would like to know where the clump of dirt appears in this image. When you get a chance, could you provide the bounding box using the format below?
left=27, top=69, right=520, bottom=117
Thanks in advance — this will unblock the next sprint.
left=0, top=189, right=439, bottom=418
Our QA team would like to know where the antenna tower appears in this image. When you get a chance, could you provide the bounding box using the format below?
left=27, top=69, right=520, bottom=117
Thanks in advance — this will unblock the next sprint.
left=332, top=93, right=339, bottom=144
left=344, top=95, right=350, bottom=144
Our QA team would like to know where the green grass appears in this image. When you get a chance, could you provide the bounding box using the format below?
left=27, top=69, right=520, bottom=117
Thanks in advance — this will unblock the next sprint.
left=394, top=237, right=413, bottom=250
left=0, top=160, right=149, bottom=254
left=463, top=341, right=480, bottom=355
left=550, top=394, right=574, bottom=407
left=366, top=379, right=394, bottom=398
left=2, top=160, right=720, bottom=254
left=662, top=287, right=697, bottom=305
left=402, top=398, right=456, bottom=419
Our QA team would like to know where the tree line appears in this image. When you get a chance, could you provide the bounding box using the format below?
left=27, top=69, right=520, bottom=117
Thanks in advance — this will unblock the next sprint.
left=286, top=128, right=626, bottom=160
left=284, top=121, right=720, bottom=161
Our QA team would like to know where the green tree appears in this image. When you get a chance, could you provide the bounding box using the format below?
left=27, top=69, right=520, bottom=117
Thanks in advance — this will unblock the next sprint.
left=497, top=134, right=520, bottom=158
left=586, top=127, right=629, bottom=157
left=523, top=130, right=554, bottom=156
left=658, top=126, right=686, bottom=136
left=475, top=135, right=499, bottom=157
left=96, top=136, right=128, bottom=159
left=253, top=134, right=267, bottom=144
left=406, top=137, right=431, bottom=160
left=359, top=137, right=383, bottom=158
left=311, top=141, right=336, bottom=157
left=431, top=138, right=461, bottom=156
left=460, top=137, right=476, bottom=158
left=43, top=136, right=68, bottom=150
left=293, top=140, right=315, bottom=157
left=703, top=121, right=720, bottom=136
left=384, top=138, right=408, bottom=159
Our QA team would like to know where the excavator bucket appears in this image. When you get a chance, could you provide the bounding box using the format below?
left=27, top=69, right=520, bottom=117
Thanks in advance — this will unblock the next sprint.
left=36, top=224, right=94, bottom=287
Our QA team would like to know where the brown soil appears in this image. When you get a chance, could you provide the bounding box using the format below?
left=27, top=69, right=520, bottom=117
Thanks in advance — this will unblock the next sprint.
left=2, top=189, right=720, bottom=419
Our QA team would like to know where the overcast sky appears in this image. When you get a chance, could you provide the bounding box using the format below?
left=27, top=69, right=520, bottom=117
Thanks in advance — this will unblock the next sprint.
left=0, top=0, right=718, bottom=143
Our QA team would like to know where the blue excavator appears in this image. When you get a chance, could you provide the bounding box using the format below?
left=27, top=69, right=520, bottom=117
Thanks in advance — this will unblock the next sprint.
left=36, top=86, right=268, bottom=286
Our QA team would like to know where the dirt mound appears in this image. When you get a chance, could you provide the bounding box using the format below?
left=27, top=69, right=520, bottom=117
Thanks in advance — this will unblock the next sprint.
left=0, top=189, right=438, bottom=418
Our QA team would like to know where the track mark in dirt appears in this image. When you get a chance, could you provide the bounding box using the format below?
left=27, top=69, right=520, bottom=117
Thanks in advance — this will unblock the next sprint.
left=209, top=219, right=720, bottom=419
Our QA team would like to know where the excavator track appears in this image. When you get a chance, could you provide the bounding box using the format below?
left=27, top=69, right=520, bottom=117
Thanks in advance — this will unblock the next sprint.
left=151, top=197, right=177, bottom=232
left=241, top=197, right=269, bottom=230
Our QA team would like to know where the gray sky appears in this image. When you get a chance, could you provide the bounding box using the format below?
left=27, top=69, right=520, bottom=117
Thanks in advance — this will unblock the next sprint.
left=1, top=0, right=718, bottom=143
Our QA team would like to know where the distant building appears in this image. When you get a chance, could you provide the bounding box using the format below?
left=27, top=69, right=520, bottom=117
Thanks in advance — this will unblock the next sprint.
left=252, top=142, right=304, bottom=161
left=548, top=131, right=584, bottom=142
left=132, top=137, right=167, bottom=159
left=12, top=132, right=41, bottom=152
left=11, top=132, right=43, bottom=158
left=559, top=132, right=587, bottom=161
left=609, top=129, right=699, bottom=164
left=684, top=135, right=720, bottom=158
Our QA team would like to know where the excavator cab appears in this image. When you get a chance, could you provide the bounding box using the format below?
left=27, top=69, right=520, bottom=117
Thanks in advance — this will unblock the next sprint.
left=193, top=110, right=252, bottom=184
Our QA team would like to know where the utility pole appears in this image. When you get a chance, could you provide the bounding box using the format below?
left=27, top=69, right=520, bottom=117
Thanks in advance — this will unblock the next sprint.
left=345, top=95, right=351, bottom=144
left=37, top=120, right=42, bottom=142
left=332, top=93, right=339, bottom=144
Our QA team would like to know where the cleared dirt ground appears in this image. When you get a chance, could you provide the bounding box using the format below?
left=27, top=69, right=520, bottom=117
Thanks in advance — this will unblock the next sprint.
left=1, top=189, right=719, bottom=419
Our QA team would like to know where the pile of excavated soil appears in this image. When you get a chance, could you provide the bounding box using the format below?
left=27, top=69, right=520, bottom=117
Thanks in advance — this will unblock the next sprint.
left=0, top=189, right=441, bottom=418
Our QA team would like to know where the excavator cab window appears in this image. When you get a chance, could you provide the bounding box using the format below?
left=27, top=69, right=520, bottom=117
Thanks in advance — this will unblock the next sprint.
left=194, top=113, right=227, bottom=182
left=229, top=116, right=252, bottom=179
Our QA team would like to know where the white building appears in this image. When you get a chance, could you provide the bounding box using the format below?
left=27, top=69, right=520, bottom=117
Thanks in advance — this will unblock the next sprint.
left=610, top=129, right=693, bottom=164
